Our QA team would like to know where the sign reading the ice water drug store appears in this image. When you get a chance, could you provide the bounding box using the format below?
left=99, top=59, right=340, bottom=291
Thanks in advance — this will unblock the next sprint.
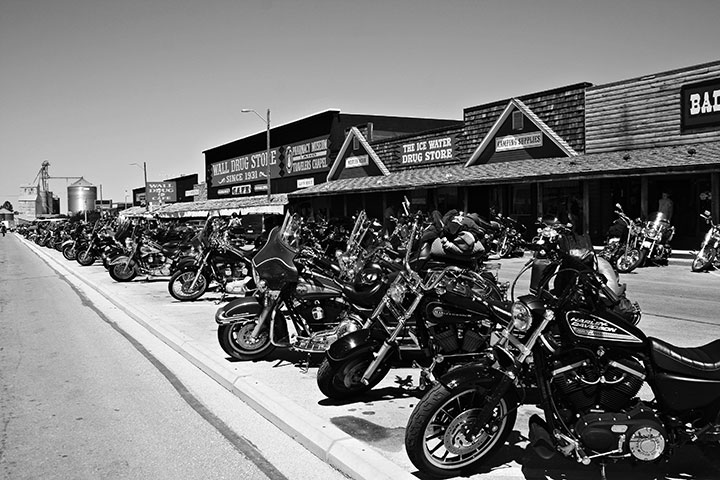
left=495, top=132, right=543, bottom=152
left=397, top=135, right=456, bottom=166
left=146, top=182, right=177, bottom=204
left=681, top=79, right=720, bottom=130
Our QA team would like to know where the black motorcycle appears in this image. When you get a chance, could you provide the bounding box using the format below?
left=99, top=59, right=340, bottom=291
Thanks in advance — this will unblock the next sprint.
left=490, top=212, right=526, bottom=258
left=215, top=213, right=373, bottom=360
left=600, top=203, right=644, bottom=273
left=316, top=211, right=511, bottom=399
left=167, top=217, right=254, bottom=301
left=402, top=227, right=720, bottom=479
left=76, top=220, right=121, bottom=267
left=691, top=210, right=720, bottom=272
left=109, top=220, right=197, bottom=282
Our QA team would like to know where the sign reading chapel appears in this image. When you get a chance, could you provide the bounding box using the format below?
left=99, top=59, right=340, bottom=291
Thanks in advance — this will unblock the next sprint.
left=397, top=135, right=456, bottom=165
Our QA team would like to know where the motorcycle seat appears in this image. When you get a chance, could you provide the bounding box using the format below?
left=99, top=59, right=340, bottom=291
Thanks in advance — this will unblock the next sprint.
left=650, top=337, right=720, bottom=380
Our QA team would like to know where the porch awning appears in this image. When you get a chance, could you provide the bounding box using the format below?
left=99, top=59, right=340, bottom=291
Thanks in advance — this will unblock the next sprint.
left=289, top=141, right=720, bottom=198
left=118, top=194, right=288, bottom=218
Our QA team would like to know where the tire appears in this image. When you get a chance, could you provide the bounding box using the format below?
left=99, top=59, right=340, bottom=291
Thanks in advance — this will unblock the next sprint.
left=316, top=354, right=391, bottom=400
left=498, top=235, right=511, bottom=258
left=217, top=320, right=275, bottom=361
left=76, top=250, right=96, bottom=266
left=62, top=245, right=77, bottom=261
left=109, top=262, right=137, bottom=282
left=616, top=248, right=643, bottom=273
left=168, top=269, right=208, bottom=301
left=405, top=381, right=517, bottom=478
left=691, top=246, right=716, bottom=272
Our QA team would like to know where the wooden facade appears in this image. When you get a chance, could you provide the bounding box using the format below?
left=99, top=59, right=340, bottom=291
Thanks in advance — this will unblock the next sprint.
left=586, top=61, right=720, bottom=153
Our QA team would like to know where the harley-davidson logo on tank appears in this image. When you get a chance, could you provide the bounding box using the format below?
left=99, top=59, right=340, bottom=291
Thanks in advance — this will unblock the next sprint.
left=210, top=136, right=329, bottom=187
left=565, top=311, right=643, bottom=343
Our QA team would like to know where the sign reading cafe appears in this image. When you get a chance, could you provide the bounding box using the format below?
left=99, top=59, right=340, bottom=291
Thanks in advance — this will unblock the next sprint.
left=210, top=136, right=329, bottom=187
left=397, top=135, right=456, bottom=165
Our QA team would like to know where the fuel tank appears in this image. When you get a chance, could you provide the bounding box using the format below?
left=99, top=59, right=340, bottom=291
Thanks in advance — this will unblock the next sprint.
left=561, top=309, right=646, bottom=349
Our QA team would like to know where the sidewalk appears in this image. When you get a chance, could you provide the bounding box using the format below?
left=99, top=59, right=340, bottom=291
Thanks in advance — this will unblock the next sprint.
left=20, top=236, right=718, bottom=480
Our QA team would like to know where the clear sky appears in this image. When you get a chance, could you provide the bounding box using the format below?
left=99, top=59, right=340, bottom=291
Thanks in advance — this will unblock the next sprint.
left=1, top=0, right=718, bottom=212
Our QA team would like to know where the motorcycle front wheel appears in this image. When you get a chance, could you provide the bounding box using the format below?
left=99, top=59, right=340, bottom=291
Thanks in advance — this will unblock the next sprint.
left=405, top=382, right=517, bottom=478
left=616, top=248, right=643, bottom=273
left=497, top=235, right=512, bottom=258
left=168, top=270, right=209, bottom=301
left=76, top=250, right=96, bottom=266
left=62, top=245, right=77, bottom=261
left=691, top=246, right=716, bottom=272
left=316, top=354, right=391, bottom=400
left=217, top=320, right=275, bottom=361
left=110, top=263, right=137, bottom=282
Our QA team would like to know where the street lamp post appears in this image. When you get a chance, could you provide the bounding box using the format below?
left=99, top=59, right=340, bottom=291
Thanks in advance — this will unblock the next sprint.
left=241, top=108, right=271, bottom=202
left=129, top=162, right=148, bottom=210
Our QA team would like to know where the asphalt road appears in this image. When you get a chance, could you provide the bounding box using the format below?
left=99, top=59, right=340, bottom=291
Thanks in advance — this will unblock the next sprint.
left=5, top=234, right=720, bottom=480
left=0, top=235, right=348, bottom=480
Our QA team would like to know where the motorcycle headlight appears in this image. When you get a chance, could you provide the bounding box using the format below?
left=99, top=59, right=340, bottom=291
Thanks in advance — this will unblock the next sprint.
left=511, top=302, right=533, bottom=332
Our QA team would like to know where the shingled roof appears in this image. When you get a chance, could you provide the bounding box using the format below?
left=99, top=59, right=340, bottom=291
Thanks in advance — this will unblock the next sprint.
left=119, top=194, right=288, bottom=218
left=290, top=141, right=720, bottom=198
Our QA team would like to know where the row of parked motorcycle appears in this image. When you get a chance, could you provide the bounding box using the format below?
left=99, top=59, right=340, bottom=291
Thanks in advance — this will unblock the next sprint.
left=599, top=204, right=720, bottom=273
left=17, top=201, right=720, bottom=478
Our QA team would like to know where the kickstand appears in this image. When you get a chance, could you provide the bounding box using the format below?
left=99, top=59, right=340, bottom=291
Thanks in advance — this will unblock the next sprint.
left=215, top=291, right=227, bottom=305
left=298, top=353, right=311, bottom=374
left=599, top=462, right=607, bottom=480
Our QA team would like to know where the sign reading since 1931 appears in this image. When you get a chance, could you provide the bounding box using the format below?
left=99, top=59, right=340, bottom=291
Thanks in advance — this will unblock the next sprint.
left=210, top=136, right=329, bottom=187
left=682, top=79, right=720, bottom=130
left=398, top=135, right=456, bottom=165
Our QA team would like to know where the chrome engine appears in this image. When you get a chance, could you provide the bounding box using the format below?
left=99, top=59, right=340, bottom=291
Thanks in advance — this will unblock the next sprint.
left=550, top=348, right=668, bottom=461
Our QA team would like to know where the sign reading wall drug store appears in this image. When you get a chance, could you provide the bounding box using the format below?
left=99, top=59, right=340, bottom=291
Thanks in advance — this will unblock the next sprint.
left=210, top=136, right=330, bottom=187
left=397, top=135, right=456, bottom=166
left=681, top=79, right=720, bottom=130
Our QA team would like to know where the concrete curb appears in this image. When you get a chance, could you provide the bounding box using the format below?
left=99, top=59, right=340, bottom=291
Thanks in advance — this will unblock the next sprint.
left=21, top=237, right=417, bottom=480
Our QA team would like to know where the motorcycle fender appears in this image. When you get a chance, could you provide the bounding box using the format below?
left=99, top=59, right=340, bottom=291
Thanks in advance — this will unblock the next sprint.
left=438, top=362, right=520, bottom=404
left=109, top=255, right=133, bottom=267
left=215, top=297, right=262, bottom=325
left=61, top=240, right=74, bottom=249
left=325, top=328, right=389, bottom=364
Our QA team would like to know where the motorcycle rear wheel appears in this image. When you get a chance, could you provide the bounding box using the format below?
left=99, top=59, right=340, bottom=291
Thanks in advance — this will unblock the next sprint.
left=62, top=245, right=77, bottom=261
left=110, top=263, right=137, bottom=282
left=405, top=382, right=516, bottom=478
left=316, top=354, right=391, bottom=400
left=168, top=270, right=208, bottom=301
left=616, top=248, right=643, bottom=273
left=691, top=246, right=716, bottom=272
left=217, top=320, right=275, bottom=361
left=76, top=251, right=96, bottom=266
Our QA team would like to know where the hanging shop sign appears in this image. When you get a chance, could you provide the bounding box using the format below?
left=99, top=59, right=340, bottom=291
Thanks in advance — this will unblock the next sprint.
left=231, top=185, right=252, bottom=195
left=681, top=79, right=720, bottom=130
left=146, top=181, right=177, bottom=204
left=296, top=178, right=315, bottom=189
left=345, top=155, right=369, bottom=168
left=495, top=132, right=543, bottom=152
left=210, top=136, right=329, bottom=187
left=397, top=135, right=456, bottom=166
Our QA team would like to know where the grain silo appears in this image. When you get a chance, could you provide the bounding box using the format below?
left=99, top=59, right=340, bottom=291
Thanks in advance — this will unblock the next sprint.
left=67, top=177, right=97, bottom=214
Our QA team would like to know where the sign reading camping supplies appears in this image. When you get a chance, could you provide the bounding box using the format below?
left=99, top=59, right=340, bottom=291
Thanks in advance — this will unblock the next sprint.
left=495, top=132, right=543, bottom=152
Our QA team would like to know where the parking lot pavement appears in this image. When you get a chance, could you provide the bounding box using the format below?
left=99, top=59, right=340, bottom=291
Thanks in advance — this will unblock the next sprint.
left=21, top=237, right=720, bottom=480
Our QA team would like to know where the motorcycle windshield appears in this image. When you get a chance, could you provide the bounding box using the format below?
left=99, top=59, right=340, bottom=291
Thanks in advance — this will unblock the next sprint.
left=647, top=211, right=668, bottom=225
left=252, top=225, right=298, bottom=290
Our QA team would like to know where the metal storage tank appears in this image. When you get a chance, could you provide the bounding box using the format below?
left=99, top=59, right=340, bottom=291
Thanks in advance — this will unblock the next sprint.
left=67, top=177, right=97, bottom=214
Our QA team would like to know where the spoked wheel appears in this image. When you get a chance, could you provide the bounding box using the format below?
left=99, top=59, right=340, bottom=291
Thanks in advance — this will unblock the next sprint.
left=109, top=262, right=137, bottom=282
left=405, top=382, right=517, bottom=478
left=168, top=270, right=208, bottom=301
left=62, top=245, right=77, bottom=261
left=217, top=320, right=275, bottom=361
left=616, top=248, right=643, bottom=273
left=691, top=246, right=716, bottom=272
left=497, top=234, right=511, bottom=258
left=76, top=250, right=96, bottom=266
left=316, top=354, right=391, bottom=400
